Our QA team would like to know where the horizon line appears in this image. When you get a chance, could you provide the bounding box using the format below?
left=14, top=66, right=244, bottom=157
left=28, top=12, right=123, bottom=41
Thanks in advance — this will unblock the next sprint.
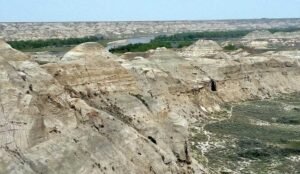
left=1, top=17, right=300, bottom=23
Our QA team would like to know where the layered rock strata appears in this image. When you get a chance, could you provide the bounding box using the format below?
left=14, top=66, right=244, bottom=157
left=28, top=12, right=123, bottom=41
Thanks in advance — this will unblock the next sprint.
left=0, top=39, right=299, bottom=174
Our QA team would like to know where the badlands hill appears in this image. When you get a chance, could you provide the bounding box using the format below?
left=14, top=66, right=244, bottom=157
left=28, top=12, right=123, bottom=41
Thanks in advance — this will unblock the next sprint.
left=0, top=38, right=300, bottom=173
left=2, top=18, right=300, bottom=40
left=238, top=30, right=300, bottom=50
left=243, top=30, right=300, bottom=40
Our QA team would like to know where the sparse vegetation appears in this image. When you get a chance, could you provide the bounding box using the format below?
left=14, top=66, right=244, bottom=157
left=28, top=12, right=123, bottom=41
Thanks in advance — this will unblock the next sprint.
left=193, top=93, right=300, bottom=173
left=223, top=44, right=238, bottom=51
left=109, top=42, right=172, bottom=53
left=268, top=27, right=300, bottom=33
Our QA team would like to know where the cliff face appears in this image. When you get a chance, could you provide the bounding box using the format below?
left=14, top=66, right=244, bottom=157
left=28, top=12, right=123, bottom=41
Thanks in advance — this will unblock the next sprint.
left=0, top=39, right=299, bottom=174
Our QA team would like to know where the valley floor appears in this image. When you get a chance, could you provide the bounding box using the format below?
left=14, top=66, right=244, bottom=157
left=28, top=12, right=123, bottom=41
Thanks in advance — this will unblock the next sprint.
left=191, top=93, right=300, bottom=173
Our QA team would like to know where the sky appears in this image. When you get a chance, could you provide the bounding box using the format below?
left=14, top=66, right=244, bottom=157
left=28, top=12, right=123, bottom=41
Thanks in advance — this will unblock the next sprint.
left=0, top=0, right=299, bottom=22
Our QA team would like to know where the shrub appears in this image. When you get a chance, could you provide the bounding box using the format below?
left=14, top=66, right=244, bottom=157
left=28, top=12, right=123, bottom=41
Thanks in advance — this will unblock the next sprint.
left=223, top=44, right=238, bottom=51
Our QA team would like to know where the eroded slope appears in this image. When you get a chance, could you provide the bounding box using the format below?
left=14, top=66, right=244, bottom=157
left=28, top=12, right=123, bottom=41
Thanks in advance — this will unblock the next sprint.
left=0, top=38, right=300, bottom=174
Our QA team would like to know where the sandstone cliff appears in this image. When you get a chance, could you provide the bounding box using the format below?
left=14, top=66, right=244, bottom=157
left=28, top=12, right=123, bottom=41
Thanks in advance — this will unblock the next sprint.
left=0, top=39, right=300, bottom=174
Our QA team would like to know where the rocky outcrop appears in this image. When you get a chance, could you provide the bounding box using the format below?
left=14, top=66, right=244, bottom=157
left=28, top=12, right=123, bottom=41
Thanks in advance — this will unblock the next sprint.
left=2, top=19, right=300, bottom=41
left=179, top=40, right=229, bottom=59
left=0, top=39, right=29, bottom=61
left=0, top=39, right=300, bottom=174
left=31, top=52, right=62, bottom=65
left=243, top=30, right=273, bottom=40
left=0, top=41, right=204, bottom=174
left=243, top=30, right=300, bottom=40
left=242, top=30, right=300, bottom=50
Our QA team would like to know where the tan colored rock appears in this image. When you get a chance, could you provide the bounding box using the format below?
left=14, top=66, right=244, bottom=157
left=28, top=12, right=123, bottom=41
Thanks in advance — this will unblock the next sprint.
left=1, top=39, right=300, bottom=174
left=180, top=40, right=228, bottom=58
left=31, top=51, right=61, bottom=65
left=244, top=30, right=300, bottom=40
left=0, top=41, right=202, bottom=173
left=246, top=40, right=269, bottom=49
left=243, top=30, right=273, bottom=40
left=0, top=38, right=29, bottom=61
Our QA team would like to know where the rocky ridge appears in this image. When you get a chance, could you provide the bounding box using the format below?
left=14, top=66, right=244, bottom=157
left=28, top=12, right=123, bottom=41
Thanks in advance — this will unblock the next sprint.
left=2, top=19, right=300, bottom=41
left=243, top=30, right=300, bottom=40
left=0, top=38, right=300, bottom=174
left=240, top=30, right=300, bottom=50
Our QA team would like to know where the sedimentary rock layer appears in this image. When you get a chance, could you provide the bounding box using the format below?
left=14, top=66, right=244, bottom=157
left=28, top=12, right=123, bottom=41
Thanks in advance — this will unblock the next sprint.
left=0, top=39, right=299, bottom=174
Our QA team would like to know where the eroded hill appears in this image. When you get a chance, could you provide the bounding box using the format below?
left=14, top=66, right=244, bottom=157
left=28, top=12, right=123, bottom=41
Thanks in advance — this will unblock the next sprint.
left=0, top=35, right=300, bottom=173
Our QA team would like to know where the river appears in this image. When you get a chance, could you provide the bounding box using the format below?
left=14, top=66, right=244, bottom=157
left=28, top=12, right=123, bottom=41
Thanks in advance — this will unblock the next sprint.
left=106, top=36, right=155, bottom=50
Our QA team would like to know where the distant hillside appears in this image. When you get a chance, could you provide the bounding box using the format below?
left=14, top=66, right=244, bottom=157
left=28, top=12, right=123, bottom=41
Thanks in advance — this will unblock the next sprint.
left=1, top=18, right=300, bottom=41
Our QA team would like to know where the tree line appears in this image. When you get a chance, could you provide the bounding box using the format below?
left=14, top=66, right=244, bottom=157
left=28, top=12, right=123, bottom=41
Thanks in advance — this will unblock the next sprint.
left=110, top=30, right=251, bottom=53
left=8, top=36, right=104, bottom=50
left=8, top=27, right=300, bottom=53
left=110, top=27, right=300, bottom=53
